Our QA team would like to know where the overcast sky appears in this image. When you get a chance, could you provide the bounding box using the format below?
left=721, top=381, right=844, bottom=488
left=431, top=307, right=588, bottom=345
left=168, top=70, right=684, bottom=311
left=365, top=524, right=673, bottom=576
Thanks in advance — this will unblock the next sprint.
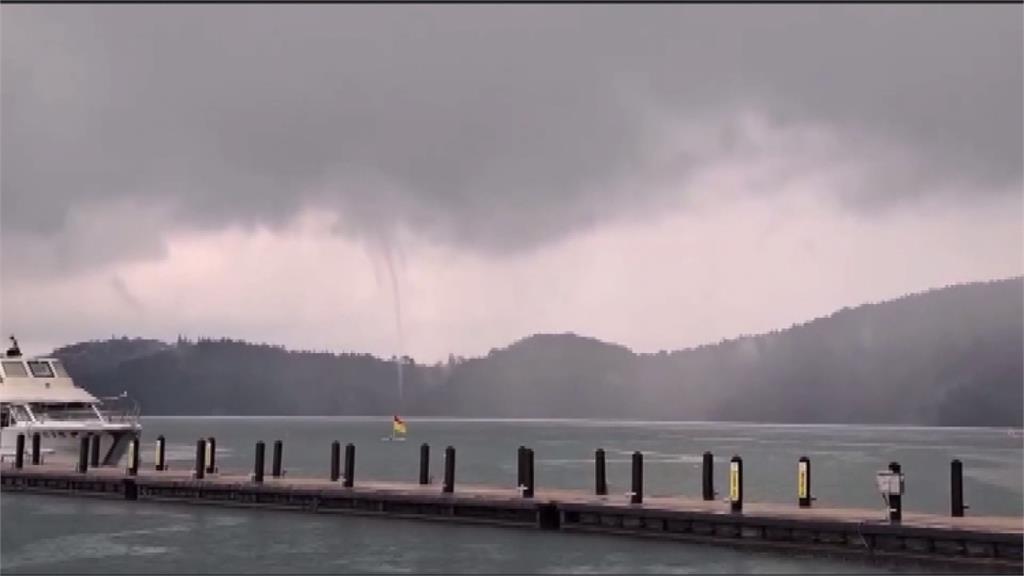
left=2, top=5, right=1021, bottom=361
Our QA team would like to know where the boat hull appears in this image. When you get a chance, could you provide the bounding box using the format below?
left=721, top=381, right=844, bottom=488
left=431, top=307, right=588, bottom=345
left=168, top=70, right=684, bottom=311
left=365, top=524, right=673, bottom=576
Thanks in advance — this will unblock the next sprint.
left=1, top=424, right=139, bottom=466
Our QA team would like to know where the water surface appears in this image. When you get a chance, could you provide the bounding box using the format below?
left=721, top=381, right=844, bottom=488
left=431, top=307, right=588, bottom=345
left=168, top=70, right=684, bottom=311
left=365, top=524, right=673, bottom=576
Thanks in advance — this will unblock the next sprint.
left=2, top=418, right=1020, bottom=574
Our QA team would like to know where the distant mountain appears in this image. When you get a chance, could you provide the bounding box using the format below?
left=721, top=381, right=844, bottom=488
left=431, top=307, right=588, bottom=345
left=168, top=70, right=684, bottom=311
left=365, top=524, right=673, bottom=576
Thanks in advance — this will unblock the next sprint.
left=53, top=278, right=1023, bottom=426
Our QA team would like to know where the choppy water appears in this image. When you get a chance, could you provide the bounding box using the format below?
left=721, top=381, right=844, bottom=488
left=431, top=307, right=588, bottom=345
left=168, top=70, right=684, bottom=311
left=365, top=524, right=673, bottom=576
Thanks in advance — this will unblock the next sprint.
left=2, top=418, right=1021, bottom=574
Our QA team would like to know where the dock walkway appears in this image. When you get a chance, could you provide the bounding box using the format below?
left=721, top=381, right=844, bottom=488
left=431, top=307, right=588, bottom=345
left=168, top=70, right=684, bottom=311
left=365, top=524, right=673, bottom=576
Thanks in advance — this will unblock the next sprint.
left=2, top=463, right=1021, bottom=572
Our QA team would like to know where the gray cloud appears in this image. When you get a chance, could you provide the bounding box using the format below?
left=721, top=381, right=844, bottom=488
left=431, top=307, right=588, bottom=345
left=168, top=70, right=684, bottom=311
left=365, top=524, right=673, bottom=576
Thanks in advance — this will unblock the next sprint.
left=2, top=5, right=1021, bottom=269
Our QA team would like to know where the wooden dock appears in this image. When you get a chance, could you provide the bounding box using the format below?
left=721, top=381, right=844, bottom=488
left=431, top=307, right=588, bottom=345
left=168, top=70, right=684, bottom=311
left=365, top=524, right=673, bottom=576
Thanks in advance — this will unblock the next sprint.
left=2, top=463, right=1021, bottom=572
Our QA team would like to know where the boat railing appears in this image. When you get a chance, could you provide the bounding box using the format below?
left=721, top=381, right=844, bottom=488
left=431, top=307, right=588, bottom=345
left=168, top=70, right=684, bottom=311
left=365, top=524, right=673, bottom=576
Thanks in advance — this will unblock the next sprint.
left=31, top=408, right=104, bottom=423
left=98, top=394, right=141, bottom=427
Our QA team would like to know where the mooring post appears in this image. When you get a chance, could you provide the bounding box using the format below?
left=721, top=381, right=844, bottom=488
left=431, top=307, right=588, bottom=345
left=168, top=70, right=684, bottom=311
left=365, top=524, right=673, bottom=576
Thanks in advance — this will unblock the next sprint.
left=77, top=436, right=89, bottom=473
left=951, top=459, right=965, bottom=517
left=730, top=455, right=743, bottom=513
left=523, top=448, right=535, bottom=498
left=798, top=456, right=812, bottom=508
left=89, top=434, right=101, bottom=467
left=253, top=441, right=265, bottom=484
left=193, top=439, right=206, bottom=479
left=343, top=443, right=355, bottom=487
left=272, top=440, right=283, bottom=478
left=205, top=437, right=216, bottom=474
left=330, top=441, right=341, bottom=482
left=630, top=451, right=643, bottom=504
left=127, top=437, right=139, bottom=476
left=155, top=435, right=166, bottom=471
left=31, top=432, right=41, bottom=465
left=124, top=478, right=138, bottom=501
left=595, top=448, right=608, bottom=496
left=888, top=461, right=903, bottom=523
left=419, top=443, right=430, bottom=485
left=442, top=446, right=455, bottom=493
left=702, top=451, right=715, bottom=501
left=14, top=434, right=24, bottom=469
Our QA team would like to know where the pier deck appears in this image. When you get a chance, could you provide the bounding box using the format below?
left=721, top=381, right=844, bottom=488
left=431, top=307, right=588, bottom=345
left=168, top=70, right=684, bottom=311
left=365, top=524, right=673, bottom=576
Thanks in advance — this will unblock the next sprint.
left=2, top=463, right=1021, bottom=571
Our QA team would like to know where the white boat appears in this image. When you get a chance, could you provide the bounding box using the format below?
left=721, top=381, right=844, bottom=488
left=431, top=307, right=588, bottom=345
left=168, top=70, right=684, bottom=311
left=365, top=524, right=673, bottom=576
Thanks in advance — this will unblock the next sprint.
left=0, top=336, right=141, bottom=466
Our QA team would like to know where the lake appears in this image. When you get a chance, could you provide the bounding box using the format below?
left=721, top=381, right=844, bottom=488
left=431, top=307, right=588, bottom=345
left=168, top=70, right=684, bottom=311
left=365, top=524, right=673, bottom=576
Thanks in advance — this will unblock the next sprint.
left=2, top=417, right=1021, bottom=573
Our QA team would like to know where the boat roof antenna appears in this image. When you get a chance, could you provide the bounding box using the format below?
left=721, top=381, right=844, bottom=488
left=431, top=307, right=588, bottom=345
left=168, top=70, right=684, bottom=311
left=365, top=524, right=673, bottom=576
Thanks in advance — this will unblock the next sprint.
left=6, top=335, right=21, bottom=357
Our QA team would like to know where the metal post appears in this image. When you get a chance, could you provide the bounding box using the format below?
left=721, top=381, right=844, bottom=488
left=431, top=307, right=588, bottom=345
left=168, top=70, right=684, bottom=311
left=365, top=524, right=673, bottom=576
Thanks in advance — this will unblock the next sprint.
left=630, top=451, right=643, bottom=504
left=14, top=434, right=24, bottom=469
left=271, top=440, right=283, bottom=478
left=193, top=439, right=206, bottom=479
left=729, top=455, right=743, bottom=513
left=90, top=434, right=101, bottom=467
left=330, top=441, right=341, bottom=482
left=951, top=459, right=965, bottom=517
left=127, top=437, right=139, bottom=476
left=155, top=435, right=166, bottom=471
left=31, top=433, right=41, bottom=465
left=343, top=443, right=355, bottom=488
left=442, top=446, right=455, bottom=493
left=253, top=441, right=265, bottom=484
left=77, top=436, right=89, bottom=473
left=419, top=443, right=430, bottom=485
left=523, top=448, right=535, bottom=498
left=888, top=461, right=902, bottom=522
left=798, top=456, right=812, bottom=508
left=205, top=437, right=216, bottom=474
left=702, top=451, right=714, bottom=501
left=595, top=448, right=607, bottom=496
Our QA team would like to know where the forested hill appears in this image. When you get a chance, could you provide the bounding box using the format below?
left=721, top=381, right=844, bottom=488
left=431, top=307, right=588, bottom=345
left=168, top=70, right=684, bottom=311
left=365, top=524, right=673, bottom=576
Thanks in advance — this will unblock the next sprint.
left=53, top=277, right=1023, bottom=426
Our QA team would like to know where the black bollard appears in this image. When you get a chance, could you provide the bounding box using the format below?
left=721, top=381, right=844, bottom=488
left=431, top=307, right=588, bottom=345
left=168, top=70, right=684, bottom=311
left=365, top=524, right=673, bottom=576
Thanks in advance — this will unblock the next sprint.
left=90, top=434, right=101, bottom=467
left=330, top=441, right=341, bottom=482
left=77, top=436, right=89, bottom=473
left=517, top=446, right=525, bottom=489
left=14, top=434, right=24, bottom=469
left=442, top=446, right=455, bottom=493
left=419, top=443, right=430, bottom=485
left=127, top=437, right=139, bottom=476
left=729, top=455, right=743, bottom=513
left=31, top=433, right=41, bottom=465
left=193, top=439, right=206, bottom=479
left=702, top=451, right=715, bottom=501
left=271, top=440, right=283, bottom=478
left=798, top=456, right=812, bottom=508
left=154, top=435, right=166, bottom=471
left=205, top=437, right=217, bottom=474
left=595, top=449, right=608, bottom=496
left=343, top=443, right=355, bottom=488
left=888, top=461, right=903, bottom=522
left=951, top=459, right=965, bottom=517
left=523, top=448, right=535, bottom=498
left=630, top=451, right=643, bottom=505
left=253, top=441, right=265, bottom=484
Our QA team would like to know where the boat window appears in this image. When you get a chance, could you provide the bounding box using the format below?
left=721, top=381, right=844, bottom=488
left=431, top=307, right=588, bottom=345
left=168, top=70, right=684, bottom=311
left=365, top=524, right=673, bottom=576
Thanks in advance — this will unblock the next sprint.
left=28, top=402, right=101, bottom=422
left=1, top=361, right=27, bottom=377
left=27, top=361, right=55, bottom=378
left=9, top=405, right=31, bottom=423
left=51, top=360, right=70, bottom=378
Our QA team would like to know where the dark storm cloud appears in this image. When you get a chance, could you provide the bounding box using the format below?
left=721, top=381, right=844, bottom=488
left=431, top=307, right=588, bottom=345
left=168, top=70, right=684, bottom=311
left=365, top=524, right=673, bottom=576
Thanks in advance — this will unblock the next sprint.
left=2, top=5, right=1021, bottom=260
